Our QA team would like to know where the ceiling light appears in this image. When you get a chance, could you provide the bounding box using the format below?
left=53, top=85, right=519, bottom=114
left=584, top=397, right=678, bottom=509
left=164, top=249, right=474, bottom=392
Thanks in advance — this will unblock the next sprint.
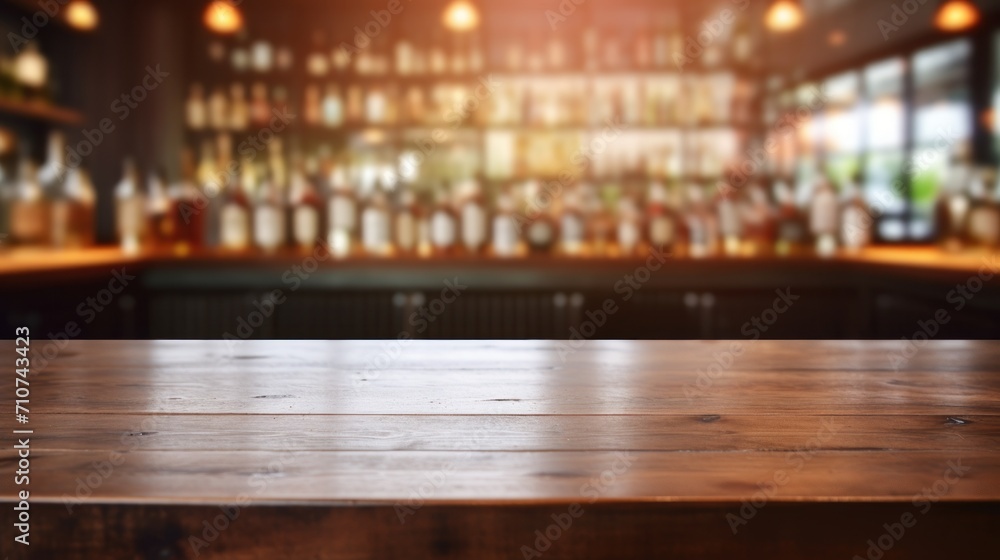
left=204, top=0, right=243, bottom=35
left=765, top=0, right=804, bottom=33
left=934, top=0, right=981, bottom=32
left=65, top=0, right=99, bottom=31
left=443, top=0, right=480, bottom=32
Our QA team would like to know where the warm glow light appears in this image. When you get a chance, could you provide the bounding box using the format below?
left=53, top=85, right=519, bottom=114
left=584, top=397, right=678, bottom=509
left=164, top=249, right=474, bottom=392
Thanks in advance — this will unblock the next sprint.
left=204, top=0, right=243, bottom=35
left=443, top=0, right=480, bottom=32
left=934, top=0, right=980, bottom=32
left=765, top=0, right=804, bottom=33
left=65, top=0, right=98, bottom=31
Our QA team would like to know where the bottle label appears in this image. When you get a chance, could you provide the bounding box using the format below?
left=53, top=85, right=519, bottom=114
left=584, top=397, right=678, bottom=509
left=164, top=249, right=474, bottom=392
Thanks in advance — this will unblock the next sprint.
left=493, top=216, right=518, bottom=256
left=293, top=206, right=320, bottom=246
left=220, top=205, right=249, bottom=249
left=329, top=196, right=356, bottom=231
left=431, top=211, right=456, bottom=248
left=254, top=206, right=285, bottom=250
left=461, top=203, right=487, bottom=250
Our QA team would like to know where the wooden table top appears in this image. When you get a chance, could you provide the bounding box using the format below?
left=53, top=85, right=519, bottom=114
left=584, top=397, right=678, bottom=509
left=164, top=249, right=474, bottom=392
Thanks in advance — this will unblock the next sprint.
left=2, top=339, right=999, bottom=507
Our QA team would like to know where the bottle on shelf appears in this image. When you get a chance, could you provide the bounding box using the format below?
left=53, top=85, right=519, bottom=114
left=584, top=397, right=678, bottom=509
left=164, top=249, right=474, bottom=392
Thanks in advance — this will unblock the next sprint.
left=936, top=154, right=972, bottom=251
left=147, top=166, right=173, bottom=247
left=394, top=188, right=420, bottom=256
left=229, top=83, right=249, bottom=131
left=492, top=188, right=521, bottom=258
left=361, top=180, right=392, bottom=257
left=647, top=181, right=681, bottom=254
left=254, top=174, right=287, bottom=254
left=966, top=168, right=1000, bottom=248
left=809, top=177, right=839, bottom=257
left=169, top=146, right=205, bottom=254
left=840, top=174, right=871, bottom=253
left=208, top=87, right=228, bottom=130
left=9, top=158, right=49, bottom=246
left=685, top=184, right=719, bottom=259
left=304, top=85, right=322, bottom=126
left=219, top=159, right=253, bottom=251
left=288, top=159, right=323, bottom=252
left=114, top=158, right=145, bottom=255
left=716, top=187, right=743, bottom=257
left=429, top=185, right=458, bottom=256
left=523, top=181, right=557, bottom=255
left=249, top=82, right=271, bottom=127
left=616, top=193, right=643, bottom=257
left=322, top=84, right=345, bottom=128
left=774, top=178, right=807, bottom=257
left=459, top=179, right=488, bottom=255
left=560, top=186, right=587, bottom=256
left=740, top=182, right=776, bottom=256
left=326, top=165, right=357, bottom=258
left=197, top=140, right=222, bottom=248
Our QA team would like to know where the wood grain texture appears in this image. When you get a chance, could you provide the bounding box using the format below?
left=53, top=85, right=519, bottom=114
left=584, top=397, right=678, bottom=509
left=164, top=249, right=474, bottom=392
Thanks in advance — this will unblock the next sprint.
left=1, top=339, right=998, bottom=558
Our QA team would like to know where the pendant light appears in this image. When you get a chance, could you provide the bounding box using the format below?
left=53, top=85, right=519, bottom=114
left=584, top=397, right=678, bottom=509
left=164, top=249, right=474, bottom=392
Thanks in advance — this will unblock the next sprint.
left=65, top=0, right=99, bottom=31
left=934, top=0, right=981, bottom=32
left=443, top=0, right=480, bottom=32
left=765, top=0, right=804, bottom=33
left=204, top=0, right=244, bottom=35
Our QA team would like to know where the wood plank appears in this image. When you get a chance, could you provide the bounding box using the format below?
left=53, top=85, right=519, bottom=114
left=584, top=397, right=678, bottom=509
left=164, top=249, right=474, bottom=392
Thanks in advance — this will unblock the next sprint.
left=3, top=450, right=997, bottom=504
left=9, top=340, right=1000, bottom=415
left=21, top=414, right=1000, bottom=453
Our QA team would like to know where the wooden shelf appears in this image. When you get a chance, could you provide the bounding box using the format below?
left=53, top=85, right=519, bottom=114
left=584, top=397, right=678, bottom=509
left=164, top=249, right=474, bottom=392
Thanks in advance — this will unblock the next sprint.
left=0, top=97, right=84, bottom=125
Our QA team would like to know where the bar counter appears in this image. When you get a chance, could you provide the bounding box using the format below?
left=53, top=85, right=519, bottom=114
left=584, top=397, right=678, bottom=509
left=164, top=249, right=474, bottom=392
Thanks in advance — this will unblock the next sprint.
left=1, top=339, right=998, bottom=558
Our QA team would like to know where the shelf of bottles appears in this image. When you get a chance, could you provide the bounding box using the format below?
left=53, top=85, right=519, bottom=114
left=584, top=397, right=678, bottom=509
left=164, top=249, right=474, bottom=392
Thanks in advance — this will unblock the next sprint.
left=764, top=37, right=1000, bottom=246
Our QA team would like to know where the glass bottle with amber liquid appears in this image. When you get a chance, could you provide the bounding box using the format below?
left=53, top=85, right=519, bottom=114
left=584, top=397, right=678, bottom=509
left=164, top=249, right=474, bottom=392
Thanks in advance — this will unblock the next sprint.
left=219, top=160, right=253, bottom=251
left=288, top=160, right=323, bottom=253
left=169, top=147, right=205, bottom=254
left=146, top=166, right=173, bottom=249
left=115, top=158, right=145, bottom=254
left=10, top=158, right=50, bottom=246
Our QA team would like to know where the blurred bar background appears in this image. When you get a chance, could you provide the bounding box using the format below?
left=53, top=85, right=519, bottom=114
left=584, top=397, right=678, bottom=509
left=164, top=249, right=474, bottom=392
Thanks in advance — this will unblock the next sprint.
left=1, top=0, right=999, bottom=340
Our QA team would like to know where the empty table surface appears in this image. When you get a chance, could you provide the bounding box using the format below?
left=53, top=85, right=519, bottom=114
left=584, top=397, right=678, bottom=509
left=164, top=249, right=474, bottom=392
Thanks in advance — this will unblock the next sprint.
left=2, top=339, right=998, bottom=559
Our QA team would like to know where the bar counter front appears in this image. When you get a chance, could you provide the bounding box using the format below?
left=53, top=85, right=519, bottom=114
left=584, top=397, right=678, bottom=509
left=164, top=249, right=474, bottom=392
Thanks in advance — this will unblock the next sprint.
left=1, top=339, right=998, bottom=559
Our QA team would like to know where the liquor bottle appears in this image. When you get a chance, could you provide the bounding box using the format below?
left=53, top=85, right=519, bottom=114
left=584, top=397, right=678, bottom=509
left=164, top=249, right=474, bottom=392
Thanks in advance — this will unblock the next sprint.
left=966, top=168, right=1000, bottom=247
left=9, top=159, right=49, bottom=246
left=147, top=166, right=173, bottom=247
left=429, top=186, right=457, bottom=256
left=197, top=140, right=222, bottom=248
left=616, top=194, right=642, bottom=257
left=169, top=147, right=204, bottom=253
left=304, top=85, right=322, bottom=126
left=346, top=85, right=364, bottom=125
left=208, top=87, right=228, bottom=130
left=740, top=182, right=776, bottom=256
left=810, top=177, right=839, bottom=257
left=394, top=188, right=420, bottom=255
left=38, top=131, right=66, bottom=200
left=361, top=181, right=392, bottom=257
left=250, top=82, right=270, bottom=127
left=186, top=83, right=207, bottom=130
left=395, top=40, right=415, bottom=75
left=326, top=165, right=357, bottom=258
left=50, top=166, right=94, bottom=249
left=647, top=181, right=680, bottom=253
left=774, top=179, right=807, bottom=257
left=114, top=158, right=145, bottom=254
left=840, top=177, right=871, bottom=253
left=585, top=183, right=613, bottom=257
left=936, top=154, right=972, bottom=250
left=365, top=85, right=388, bottom=124
left=254, top=173, right=286, bottom=253
left=405, top=86, right=426, bottom=125
left=685, top=184, right=719, bottom=259
left=288, top=162, right=323, bottom=252
left=219, top=159, right=253, bottom=251
left=229, top=83, right=249, bottom=130
left=492, top=189, right=521, bottom=258
left=322, top=84, right=344, bottom=128
left=523, top=181, right=557, bottom=255
left=716, top=187, right=743, bottom=257
left=459, top=179, right=488, bottom=254
left=560, top=187, right=587, bottom=256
